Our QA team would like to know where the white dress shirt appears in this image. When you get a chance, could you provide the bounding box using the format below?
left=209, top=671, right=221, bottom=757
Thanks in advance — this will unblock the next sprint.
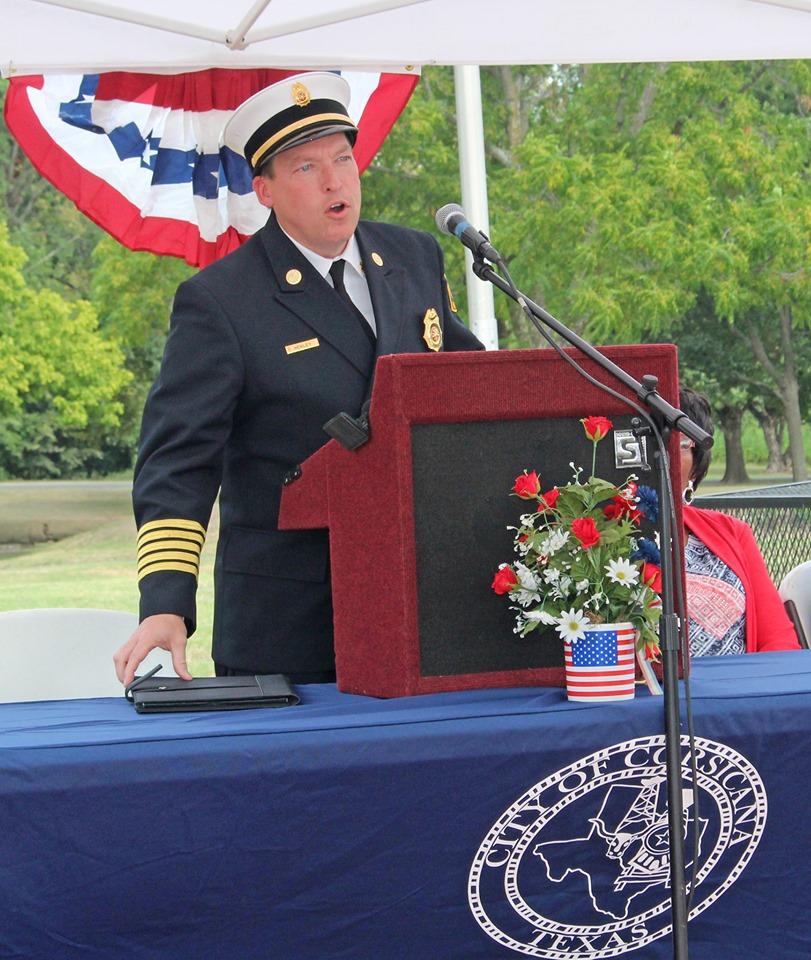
left=282, top=229, right=377, bottom=335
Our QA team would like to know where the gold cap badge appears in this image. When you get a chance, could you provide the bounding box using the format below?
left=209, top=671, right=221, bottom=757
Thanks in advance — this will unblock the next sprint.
left=291, top=82, right=311, bottom=107
left=371, top=252, right=384, bottom=267
left=285, top=268, right=302, bottom=285
left=422, top=308, right=442, bottom=352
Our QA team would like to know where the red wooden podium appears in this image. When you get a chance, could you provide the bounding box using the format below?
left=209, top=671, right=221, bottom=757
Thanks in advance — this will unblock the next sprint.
left=279, top=346, right=681, bottom=697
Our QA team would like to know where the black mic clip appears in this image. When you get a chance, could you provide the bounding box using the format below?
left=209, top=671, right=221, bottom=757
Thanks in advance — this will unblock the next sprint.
left=323, top=401, right=371, bottom=451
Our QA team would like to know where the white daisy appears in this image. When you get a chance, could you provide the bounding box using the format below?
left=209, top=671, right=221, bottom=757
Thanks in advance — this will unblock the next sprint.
left=555, top=608, right=590, bottom=643
left=606, top=557, right=640, bottom=587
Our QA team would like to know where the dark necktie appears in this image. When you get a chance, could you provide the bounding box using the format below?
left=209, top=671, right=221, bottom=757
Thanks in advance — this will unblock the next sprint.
left=329, top=259, right=375, bottom=345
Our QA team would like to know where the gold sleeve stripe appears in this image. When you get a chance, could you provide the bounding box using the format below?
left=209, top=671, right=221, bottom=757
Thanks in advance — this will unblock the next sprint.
left=137, top=545, right=201, bottom=567
left=138, top=548, right=201, bottom=568
left=137, top=530, right=205, bottom=551
left=138, top=560, right=200, bottom=583
left=135, top=519, right=207, bottom=581
left=137, top=518, right=206, bottom=537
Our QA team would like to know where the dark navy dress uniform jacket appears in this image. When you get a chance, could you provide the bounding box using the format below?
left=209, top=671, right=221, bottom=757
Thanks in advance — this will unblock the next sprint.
left=133, top=213, right=484, bottom=674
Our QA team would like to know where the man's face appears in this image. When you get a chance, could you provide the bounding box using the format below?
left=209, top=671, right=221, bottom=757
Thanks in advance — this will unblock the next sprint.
left=252, top=132, right=361, bottom=259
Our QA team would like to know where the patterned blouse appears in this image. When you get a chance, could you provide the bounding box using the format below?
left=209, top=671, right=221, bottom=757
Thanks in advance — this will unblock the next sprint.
left=685, top=533, right=746, bottom=657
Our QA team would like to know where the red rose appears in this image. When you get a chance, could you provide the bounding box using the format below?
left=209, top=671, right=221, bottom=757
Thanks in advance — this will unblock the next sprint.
left=603, top=501, right=624, bottom=521
left=492, top=565, right=519, bottom=595
left=571, top=517, right=601, bottom=549
left=512, top=471, right=540, bottom=499
left=581, top=416, right=613, bottom=442
left=642, top=562, right=663, bottom=593
left=538, top=487, right=560, bottom=511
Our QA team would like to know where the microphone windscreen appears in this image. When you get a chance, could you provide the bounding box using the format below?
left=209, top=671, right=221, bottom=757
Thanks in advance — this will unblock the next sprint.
left=435, top=202, right=464, bottom=236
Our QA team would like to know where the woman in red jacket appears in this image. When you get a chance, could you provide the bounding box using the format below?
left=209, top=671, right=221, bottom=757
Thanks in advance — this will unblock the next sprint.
left=679, top=387, right=799, bottom=655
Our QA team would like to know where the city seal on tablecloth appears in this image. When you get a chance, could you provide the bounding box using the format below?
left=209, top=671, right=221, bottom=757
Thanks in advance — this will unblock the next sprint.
left=468, top=736, right=766, bottom=958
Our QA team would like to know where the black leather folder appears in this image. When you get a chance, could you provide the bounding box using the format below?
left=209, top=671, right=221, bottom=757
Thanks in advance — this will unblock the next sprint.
left=125, top=671, right=300, bottom=713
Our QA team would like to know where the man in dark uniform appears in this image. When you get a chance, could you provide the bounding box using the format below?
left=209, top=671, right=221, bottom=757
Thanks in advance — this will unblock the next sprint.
left=114, top=72, right=484, bottom=687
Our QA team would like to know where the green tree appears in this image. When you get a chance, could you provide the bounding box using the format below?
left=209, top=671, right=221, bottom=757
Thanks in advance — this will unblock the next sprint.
left=488, top=62, right=809, bottom=476
left=0, top=79, right=102, bottom=298
left=681, top=62, right=811, bottom=479
left=0, top=220, right=131, bottom=477
left=89, top=236, right=195, bottom=463
left=671, top=293, right=757, bottom=484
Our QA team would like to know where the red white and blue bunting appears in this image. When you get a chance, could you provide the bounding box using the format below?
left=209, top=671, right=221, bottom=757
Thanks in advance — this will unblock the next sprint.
left=4, top=69, right=418, bottom=267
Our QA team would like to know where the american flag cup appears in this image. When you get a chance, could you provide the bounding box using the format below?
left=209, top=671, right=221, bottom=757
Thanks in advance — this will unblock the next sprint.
left=564, top=623, right=636, bottom=702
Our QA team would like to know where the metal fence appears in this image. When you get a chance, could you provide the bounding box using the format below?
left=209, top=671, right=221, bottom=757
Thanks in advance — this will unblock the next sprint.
left=693, top=480, right=811, bottom=586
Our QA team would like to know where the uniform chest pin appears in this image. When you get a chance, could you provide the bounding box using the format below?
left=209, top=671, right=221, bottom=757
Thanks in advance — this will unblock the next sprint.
left=422, top=308, right=442, bottom=351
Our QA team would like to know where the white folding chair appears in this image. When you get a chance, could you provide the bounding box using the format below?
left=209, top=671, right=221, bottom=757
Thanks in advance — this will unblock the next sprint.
left=0, top=608, right=176, bottom=703
left=779, top=562, right=811, bottom=650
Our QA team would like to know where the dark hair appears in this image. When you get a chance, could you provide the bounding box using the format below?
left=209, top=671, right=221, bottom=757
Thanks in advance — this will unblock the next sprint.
left=256, top=156, right=275, bottom=179
left=679, top=386, right=714, bottom=489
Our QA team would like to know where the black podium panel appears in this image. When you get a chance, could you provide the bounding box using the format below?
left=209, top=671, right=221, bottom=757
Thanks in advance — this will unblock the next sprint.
left=411, top=416, right=657, bottom=677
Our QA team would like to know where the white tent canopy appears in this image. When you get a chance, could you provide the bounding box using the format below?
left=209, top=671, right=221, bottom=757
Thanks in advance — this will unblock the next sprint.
left=2, top=0, right=810, bottom=346
left=2, top=0, right=811, bottom=76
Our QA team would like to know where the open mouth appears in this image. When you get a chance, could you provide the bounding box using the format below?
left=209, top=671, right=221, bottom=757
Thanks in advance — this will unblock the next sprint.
left=327, top=202, right=348, bottom=214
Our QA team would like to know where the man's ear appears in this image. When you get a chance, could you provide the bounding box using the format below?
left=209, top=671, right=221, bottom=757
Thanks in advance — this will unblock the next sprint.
left=253, top=175, right=273, bottom=209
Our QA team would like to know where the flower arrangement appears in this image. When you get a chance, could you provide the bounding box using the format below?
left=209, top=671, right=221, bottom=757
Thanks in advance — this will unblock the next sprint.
left=491, top=416, right=662, bottom=657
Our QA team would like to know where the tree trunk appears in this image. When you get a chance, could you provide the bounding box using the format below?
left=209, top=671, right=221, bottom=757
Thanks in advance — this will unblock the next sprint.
left=751, top=407, right=789, bottom=473
left=746, top=310, right=807, bottom=482
left=497, top=66, right=529, bottom=148
left=777, top=305, right=808, bottom=481
left=719, top=408, right=750, bottom=484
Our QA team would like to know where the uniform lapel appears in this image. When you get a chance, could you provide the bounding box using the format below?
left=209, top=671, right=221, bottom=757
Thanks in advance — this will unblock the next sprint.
left=260, top=215, right=374, bottom=378
left=356, top=225, right=406, bottom=358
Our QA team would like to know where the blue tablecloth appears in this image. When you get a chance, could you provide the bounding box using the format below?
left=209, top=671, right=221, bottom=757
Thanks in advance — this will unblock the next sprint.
left=1, top=652, right=809, bottom=960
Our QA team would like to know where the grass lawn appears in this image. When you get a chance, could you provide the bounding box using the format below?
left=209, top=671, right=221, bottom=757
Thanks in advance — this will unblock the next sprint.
left=0, top=482, right=217, bottom=676
left=700, top=463, right=800, bottom=491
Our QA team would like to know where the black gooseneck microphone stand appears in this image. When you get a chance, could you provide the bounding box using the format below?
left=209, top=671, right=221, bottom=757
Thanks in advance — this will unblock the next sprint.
left=470, top=255, right=712, bottom=960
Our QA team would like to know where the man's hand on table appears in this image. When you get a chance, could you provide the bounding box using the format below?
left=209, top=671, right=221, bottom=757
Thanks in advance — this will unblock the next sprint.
left=114, top=613, right=192, bottom=686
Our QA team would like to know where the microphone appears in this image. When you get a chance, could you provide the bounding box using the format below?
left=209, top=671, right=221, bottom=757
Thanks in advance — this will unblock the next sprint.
left=435, top=203, right=502, bottom=263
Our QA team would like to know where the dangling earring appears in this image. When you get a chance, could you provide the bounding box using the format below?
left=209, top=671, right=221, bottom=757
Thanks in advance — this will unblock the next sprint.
left=683, top=479, right=695, bottom=505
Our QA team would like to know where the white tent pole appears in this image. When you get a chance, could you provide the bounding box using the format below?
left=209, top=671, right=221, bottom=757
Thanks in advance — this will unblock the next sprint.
left=26, top=0, right=431, bottom=51
left=246, top=0, right=430, bottom=45
left=453, top=65, right=498, bottom=350
left=227, top=0, right=273, bottom=50
left=28, top=0, right=225, bottom=42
